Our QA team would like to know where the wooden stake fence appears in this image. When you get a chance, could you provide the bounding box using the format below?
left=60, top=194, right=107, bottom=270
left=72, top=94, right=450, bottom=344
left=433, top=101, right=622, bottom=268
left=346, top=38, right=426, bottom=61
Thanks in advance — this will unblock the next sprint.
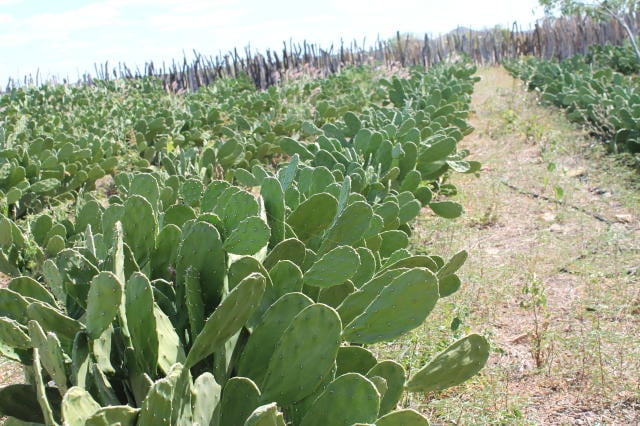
left=4, top=14, right=639, bottom=93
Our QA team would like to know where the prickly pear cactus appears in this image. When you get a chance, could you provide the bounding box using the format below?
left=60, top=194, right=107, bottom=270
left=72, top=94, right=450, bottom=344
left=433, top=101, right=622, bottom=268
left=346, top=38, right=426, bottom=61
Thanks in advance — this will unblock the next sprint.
left=0, top=63, right=490, bottom=426
left=406, top=334, right=490, bottom=393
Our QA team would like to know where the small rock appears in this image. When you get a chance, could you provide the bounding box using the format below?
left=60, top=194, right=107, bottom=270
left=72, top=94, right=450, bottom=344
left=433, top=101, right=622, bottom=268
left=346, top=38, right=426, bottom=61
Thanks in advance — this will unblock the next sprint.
left=542, top=212, right=556, bottom=222
left=568, top=167, right=587, bottom=178
left=549, top=224, right=564, bottom=233
left=615, top=214, right=633, bottom=223
left=510, top=333, right=529, bottom=344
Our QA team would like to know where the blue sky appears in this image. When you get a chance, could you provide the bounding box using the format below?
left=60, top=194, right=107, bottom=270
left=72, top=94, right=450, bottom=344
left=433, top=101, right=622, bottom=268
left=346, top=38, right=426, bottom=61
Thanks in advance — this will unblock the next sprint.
left=0, top=0, right=545, bottom=83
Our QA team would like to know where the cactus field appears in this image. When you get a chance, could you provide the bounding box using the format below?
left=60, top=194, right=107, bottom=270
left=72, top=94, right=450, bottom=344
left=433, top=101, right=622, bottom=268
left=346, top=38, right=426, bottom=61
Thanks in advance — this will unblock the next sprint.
left=0, top=63, right=497, bottom=425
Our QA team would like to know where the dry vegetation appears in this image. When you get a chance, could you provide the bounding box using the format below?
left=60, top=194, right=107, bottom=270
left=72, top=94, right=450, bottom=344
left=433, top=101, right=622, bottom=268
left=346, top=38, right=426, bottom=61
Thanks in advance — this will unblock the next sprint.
left=377, top=67, right=640, bottom=425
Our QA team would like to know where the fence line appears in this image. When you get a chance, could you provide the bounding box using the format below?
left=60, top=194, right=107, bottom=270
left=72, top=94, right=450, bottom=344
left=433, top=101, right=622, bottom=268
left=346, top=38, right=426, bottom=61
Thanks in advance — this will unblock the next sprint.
left=4, top=14, right=639, bottom=93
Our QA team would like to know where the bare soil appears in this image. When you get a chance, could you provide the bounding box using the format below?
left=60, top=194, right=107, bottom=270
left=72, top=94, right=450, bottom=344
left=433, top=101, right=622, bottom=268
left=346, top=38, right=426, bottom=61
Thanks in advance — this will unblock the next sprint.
left=404, top=67, right=640, bottom=425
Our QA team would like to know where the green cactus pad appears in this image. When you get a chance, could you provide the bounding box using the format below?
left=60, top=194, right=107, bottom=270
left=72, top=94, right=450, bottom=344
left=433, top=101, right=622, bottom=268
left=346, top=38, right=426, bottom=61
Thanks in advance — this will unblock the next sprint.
left=76, top=200, right=104, bottom=234
left=378, top=231, right=409, bottom=258
left=234, top=168, right=258, bottom=187
left=260, top=303, right=341, bottom=405
left=29, top=321, right=68, bottom=395
left=89, top=363, right=120, bottom=406
left=180, top=178, right=204, bottom=207
left=336, top=269, right=407, bottom=326
left=351, top=248, right=376, bottom=288
left=32, top=348, right=59, bottom=426
left=185, top=273, right=266, bottom=369
left=367, top=361, right=406, bottom=415
left=31, top=214, right=53, bottom=247
left=26, top=302, right=82, bottom=343
left=125, top=273, right=159, bottom=377
left=122, top=195, right=157, bottom=266
left=0, top=384, right=62, bottom=423
left=0, top=317, right=31, bottom=349
left=286, top=193, right=337, bottom=242
left=138, top=365, right=182, bottom=426
left=176, top=221, right=226, bottom=311
left=260, top=177, right=286, bottom=248
left=163, top=205, right=196, bottom=228
left=219, top=377, right=262, bottom=426
left=342, top=268, right=439, bottom=344
left=85, top=272, right=122, bottom=339
left=302, top=246, right=360, bottom=288
left=428, top=201, right=463, bottom=219
left=398, top=199, right=421, bottom=225
left=170, top=367, right=194, bottom=425
left=299, top=373, right=380, bottom=426
left=268, top=261, right=303, bottom=299
left=55, top=249, right=99, bottom=308
left=192, top=372, right=221, bottom=426
left=374, top=202, right=399, bottom=231
left=222, top=216, right=271, bottom=255
left=237, top=292, right=314, bottom=384
left=222, top=189, right=260, bottom=232
left=8, top=277, right=57, bottom=308
left=101, top=205, right=124, bottom=246
left=30, top=178, right=59, bottom=195
left=0, top=289, right=29, bottom=324
left=406, top=334, right=489, bottom=393
left=318, top=280, right=355, bottom=308
left=318, top=201, right=373, bottom=254
left=336, top=346, right=378, bottom=377
left=437, top=250, right=468, bottom=279
left=185, top=267, right=205, bottom=338
left=438, top=274, right=461, bottom=297
left=263, top=238, right=306, bottom=270
left=382, top=255, right=439, bottom=273
left=276, top=154, right=298, bottom=190
left=150, top=224, right=181, bottom=281
left=280, top=137, right=313, bottom=161
left=201, top=180, right=232, bottom=213
left=71, top=332, right=90, bottom=389
left=368, top=375, right=388, bottom=399
left=244, top=403, right=286, bottom=426
left=85, top=405, right=140, bottom=426
left=376, top=409, right=430, bottom=425
left=61, top=386, right=101, bottom=426
left=154, top=306, right=186, bottom=375
left=129, top=173, right=160, bottom=211
left=228, top=256, right=270, bottom=292
left=92, top=325, right=115, bottom=374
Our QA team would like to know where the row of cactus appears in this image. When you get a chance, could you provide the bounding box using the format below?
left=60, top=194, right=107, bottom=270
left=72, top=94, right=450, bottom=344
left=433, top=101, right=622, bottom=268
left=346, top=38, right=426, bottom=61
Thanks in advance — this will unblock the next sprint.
left=0, top=170, right=489, bottom=424
left=0, top=63, right=489, bottom=424
left=0, top=62, right=480, bottom=277
left=504, top=54, right=640, bottom=155
left=0, top=66, right=422, bottom=219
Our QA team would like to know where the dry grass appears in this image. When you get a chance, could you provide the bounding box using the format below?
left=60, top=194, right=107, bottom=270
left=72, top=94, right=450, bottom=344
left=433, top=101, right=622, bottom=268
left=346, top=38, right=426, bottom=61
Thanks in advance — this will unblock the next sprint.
left=377, top=67, right=640, bottom=425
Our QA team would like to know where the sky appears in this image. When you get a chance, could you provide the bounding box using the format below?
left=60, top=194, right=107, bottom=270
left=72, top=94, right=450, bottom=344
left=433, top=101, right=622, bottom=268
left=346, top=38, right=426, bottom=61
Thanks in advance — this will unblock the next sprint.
left=0, top=0, right=546, bottom=84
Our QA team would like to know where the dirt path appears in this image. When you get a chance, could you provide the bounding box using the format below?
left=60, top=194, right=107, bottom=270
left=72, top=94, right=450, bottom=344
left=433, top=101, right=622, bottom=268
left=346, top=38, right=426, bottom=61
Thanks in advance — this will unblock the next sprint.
left=409, top=67, right=640, bottom=424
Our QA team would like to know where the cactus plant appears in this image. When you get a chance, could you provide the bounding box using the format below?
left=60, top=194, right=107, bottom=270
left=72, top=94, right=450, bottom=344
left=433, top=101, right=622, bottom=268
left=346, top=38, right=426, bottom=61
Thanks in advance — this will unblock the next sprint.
left=185, top=273, right=266, bottom=369
left=260, top=304, right=341, bottom=405
left=406, top=334, right=490, bottom=393
left=0, top=62, right=490, bottom=425
left=299, top=373, right=380, bottom=426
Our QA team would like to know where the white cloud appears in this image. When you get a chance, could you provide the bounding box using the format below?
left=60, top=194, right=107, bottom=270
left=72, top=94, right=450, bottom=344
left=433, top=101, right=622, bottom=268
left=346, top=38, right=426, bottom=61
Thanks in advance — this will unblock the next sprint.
left=25, top=2, right=120, bottom=33
left=0, top=0, right=546, bottom=83
left=149, top=7, right=246, bottom=32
